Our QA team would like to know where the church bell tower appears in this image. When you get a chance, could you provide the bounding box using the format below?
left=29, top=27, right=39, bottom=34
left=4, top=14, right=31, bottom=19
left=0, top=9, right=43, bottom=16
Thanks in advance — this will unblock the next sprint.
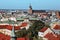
left=28, top=4, right=32, bottom=14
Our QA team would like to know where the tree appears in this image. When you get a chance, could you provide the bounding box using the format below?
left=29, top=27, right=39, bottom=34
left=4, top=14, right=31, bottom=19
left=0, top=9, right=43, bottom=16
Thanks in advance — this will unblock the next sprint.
left=30, top=20, right=45, bottom=31
left=15, top=28, right=27, bottom=38
left=27, top=20, right=45, bottom=39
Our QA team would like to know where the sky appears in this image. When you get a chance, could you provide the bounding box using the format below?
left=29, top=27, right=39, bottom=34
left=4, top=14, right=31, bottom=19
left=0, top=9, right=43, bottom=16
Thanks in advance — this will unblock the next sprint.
left=0, top=0, right=60, bottom=10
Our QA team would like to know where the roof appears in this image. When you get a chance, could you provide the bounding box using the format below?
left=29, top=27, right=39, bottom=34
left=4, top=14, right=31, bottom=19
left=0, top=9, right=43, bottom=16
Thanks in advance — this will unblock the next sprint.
left=16, top=18, right=24, bottom=20
left=40, top=27, right=48, bottom=32
left=0, top=25, right=20, bottom=30
left=53, top=25, right=60, bottom=30
left=29, top=18, right=38, bottom=20
left=14, top=26, right=20, bottom=30
left=17, top=37, right=29, bottom=40
left=17, top=38, right=25, bottom=40
left=6, top=25, right=12, bottom=30
left=44, top=33, right=60, bottom=40
left=0, top=33, right=11, bottom=40
left=32, top=10, right=46, bottom=13
left=0, top=25, right=6, bottom=29
left=20, top=22, right=28, bottom=27
left=57, top=35, right=60, bottom=40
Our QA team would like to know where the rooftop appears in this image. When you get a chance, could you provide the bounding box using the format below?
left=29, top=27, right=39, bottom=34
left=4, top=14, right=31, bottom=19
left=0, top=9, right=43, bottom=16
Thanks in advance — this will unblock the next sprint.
left=54, top=25, right=60, bottom=30
left=40, top=27, right=48, bottom=32
left=44, top=33, right=60, bottom=40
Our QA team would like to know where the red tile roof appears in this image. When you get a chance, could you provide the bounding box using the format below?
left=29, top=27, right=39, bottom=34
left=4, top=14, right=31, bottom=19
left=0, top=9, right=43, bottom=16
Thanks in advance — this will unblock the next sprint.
left=44, top=33, right=60, bottom=40
left=40, top=27, right=48, bottom=32
left=0, top=25, right=6, bottom=29
left=0, top=33, right=11, bottom=40
left=54, top=25, right=60, bottom=30
left=6, top=25, right=12, bottom=30
left=0, top=25, right=20, bottom=30
left=14, top=26, right=20, bottom=30
left=17, top=38, right=25, bottom=40
left=20, top=22, right=28, bottom=27
left=17, top=37, right=29, bottom=40
left=0, top=22, right=28, bottom=30
left=57, top=35, right=60, bottom=40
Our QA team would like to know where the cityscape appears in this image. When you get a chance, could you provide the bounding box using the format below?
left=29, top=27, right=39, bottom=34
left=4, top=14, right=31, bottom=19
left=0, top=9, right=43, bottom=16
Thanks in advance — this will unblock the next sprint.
left=0, top=0, right=60, bottom=40
left=0, top=5, right=60, bottom=40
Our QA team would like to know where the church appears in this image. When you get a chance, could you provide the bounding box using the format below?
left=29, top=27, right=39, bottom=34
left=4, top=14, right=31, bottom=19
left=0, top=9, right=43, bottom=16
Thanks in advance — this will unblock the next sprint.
left=28, top=4, right=47, bottom=17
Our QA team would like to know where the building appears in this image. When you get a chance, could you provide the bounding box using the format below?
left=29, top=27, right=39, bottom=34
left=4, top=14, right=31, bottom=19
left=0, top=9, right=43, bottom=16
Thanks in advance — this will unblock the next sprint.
left=38, top=27, right=53, bottom=38
left=44, top=33, right=60, bottom=40
left=56, top=11, right=60, bottom=19
left=28, top=4, right=47, bottom=16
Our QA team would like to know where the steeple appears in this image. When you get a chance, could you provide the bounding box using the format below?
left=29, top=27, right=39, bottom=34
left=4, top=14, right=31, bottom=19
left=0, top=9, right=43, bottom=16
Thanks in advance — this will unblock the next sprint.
left=29, top=4, right=32, bottom=9
left=28, top=4, right=33, bottom=14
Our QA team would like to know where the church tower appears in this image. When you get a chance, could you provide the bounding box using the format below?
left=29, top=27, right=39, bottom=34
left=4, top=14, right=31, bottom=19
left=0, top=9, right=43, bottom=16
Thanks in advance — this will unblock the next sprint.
left=28, top=4, right=33, bottom=14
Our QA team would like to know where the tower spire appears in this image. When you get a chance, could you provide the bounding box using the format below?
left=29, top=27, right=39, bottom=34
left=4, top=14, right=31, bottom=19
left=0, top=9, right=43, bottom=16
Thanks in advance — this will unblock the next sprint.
left=28, top=3, right=32, bottom=14
left=29, top=3, right=32, bottom=9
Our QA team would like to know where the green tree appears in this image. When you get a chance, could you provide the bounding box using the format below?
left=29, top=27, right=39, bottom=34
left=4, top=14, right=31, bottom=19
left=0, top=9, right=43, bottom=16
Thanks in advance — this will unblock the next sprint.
left=27, top=20, right=45, bottom=39
left=15, top=28, right=27, bottom=38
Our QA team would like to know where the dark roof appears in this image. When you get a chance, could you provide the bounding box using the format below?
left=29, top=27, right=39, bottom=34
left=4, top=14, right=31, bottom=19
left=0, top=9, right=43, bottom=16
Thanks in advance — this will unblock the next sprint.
left=32, top=10, right=46, bottom=13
